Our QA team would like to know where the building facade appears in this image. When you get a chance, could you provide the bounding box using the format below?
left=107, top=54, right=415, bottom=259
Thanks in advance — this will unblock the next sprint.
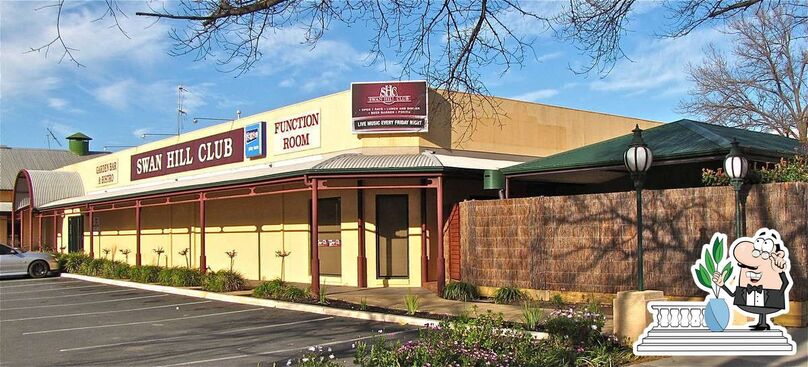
left=11, top=83, right=658, bottom=293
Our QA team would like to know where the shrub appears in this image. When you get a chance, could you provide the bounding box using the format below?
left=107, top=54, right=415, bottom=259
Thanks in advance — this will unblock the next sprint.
left=493, top=286, right=526, bottom=304
left=359, top=297, right=368, bottom=311
left=62, top=252, right=92, bottom=273
left=522, top=302, right=543, bottom=331
left=203, top=270, right=245, bottom=292
left=101, top=261, right=130, bottom=279
left=442, top=281, right=478, bottom=301
left=252, top=278, right=308, bottom=302
left=129, top=265, right=161, bottom=283
left=352, top=309, right=634, bottom=367
left=158, top=267, right=204, bottom=287
left=544, top=306, right=606, bottom=346
left=77, top=258, right=105, bottom=276
left=549, top=293, right=565, bottom=309
left=404, top=294, right=420, bottom=315
left=702, top=156, right=808, bottom=186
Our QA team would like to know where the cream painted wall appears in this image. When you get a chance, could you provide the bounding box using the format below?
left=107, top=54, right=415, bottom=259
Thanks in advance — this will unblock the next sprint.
left=54, top=89, right=659, bottom=195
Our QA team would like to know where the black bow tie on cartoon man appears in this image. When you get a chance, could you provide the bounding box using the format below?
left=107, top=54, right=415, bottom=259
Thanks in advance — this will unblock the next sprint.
left=712, top=228, right=791, bottom=331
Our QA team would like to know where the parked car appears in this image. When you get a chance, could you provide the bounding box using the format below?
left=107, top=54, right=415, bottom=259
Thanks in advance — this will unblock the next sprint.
left=0, top=244, right=60, bottom=278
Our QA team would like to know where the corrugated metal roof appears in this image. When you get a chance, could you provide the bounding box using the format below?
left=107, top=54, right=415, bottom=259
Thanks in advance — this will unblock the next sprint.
left=503, top=119, right=802, bottom=175
left=14, top=170, right=85, bottom=210
left=0, top=147, right=105, bottom=190
left=35, top=153, right=522, bottom=210
left=312, top=153, right=442, bottom=172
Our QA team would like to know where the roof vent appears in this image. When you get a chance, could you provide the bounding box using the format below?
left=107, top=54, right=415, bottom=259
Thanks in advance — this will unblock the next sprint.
left=66, top=132, right=92, bottom=156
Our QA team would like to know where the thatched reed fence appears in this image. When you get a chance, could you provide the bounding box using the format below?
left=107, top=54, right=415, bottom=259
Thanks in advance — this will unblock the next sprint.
left=455, top=182, right=807, bottom=300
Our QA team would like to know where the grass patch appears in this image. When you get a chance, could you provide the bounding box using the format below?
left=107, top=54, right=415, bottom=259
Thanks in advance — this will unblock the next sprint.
left=442, top=281, right=479, bottom=301
left=404, top=294, right=420, bottom=315
left=203, top=270, right=245, bottom=292
left=521, top=301, right=543, bottom=331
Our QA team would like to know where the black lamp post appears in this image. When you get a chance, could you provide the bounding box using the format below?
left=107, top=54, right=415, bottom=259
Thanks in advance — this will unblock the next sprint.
left=724, top=139, right=749, bottom=238
left=624, top=125, right=653, bottom=291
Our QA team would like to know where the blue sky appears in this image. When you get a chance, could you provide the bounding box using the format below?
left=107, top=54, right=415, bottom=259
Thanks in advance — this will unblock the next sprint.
left=0, top=1, right=729, bottom=150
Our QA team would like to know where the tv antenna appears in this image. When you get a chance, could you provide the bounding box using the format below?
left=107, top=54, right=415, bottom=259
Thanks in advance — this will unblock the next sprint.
left=45, top=127, right=63, bottom=149
left=177, top=85, right=188, bottom=135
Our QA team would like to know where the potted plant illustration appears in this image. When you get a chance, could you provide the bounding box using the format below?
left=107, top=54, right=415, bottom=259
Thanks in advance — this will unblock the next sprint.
left=692, top=234, right=734, bottom=331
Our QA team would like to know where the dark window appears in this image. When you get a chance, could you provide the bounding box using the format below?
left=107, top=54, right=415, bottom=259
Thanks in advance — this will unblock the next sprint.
left=317, top=197, right=341, bottom=276
left=376, top=195, right=409, bottom=278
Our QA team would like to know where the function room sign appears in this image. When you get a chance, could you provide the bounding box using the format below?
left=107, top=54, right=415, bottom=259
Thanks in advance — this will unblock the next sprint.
left=272, top=110, right=321, bottom=154
left=351, top=80, right=428, bottom=134
left=131, top=129, right=244, bottom=180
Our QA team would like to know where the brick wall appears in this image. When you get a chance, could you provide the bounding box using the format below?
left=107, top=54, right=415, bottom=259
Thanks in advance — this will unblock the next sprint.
left=459, top=182, right=807, bottom=300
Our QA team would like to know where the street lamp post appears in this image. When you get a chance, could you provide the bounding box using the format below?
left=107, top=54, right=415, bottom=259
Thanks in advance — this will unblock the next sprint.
left=724, top=139, right=749, bottom=238
left=624, top=125, right=653, bottom=291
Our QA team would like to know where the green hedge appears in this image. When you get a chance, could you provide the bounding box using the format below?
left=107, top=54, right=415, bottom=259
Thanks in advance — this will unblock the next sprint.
left=253, top=278, right=309, bottom=302
left=157, top=267, right=204, bottom=287
left=129, top=265, right=161, bottom=283
left=202, top=270, right=245, bottom=292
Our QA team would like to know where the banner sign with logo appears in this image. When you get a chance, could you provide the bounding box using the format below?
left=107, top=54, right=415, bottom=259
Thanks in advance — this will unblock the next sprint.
left=272, top=110, right=321, bottom=154
left=130, top=129, right=244, bottom=181
left=95, top=158, right=118, bottom=186
left=351, top=80, right=428, bottom=134
left=244, top=122, right=266, bottom=159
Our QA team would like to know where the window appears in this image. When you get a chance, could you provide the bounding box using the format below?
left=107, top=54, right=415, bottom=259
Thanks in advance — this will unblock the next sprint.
left=376, top=195, right=409, bottom=278
left=317, top=197, right=341, bottom=276
left=0, top=244, right=13, bottom=255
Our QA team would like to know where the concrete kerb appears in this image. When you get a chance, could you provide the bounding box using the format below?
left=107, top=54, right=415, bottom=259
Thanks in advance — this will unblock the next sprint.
left=61, top=273, right=549, bottom=339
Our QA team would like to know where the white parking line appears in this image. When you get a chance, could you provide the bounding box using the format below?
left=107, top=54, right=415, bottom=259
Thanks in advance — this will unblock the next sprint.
left=0, top=280, right=83, bottom=289
left=0, top=277, right=67, bottom=284
left=0, top=284, right=108, bottom=295
left=2, top=289, right=134, bottom=302
left=0, top=294, right=168, bottom=311
left=2, top=300, right=213, bottom=322
left=155, top=329, right=418, bottom=367
left=23, top=308, right=263, bottom=335
left=59, top=316, right=335, bottom=352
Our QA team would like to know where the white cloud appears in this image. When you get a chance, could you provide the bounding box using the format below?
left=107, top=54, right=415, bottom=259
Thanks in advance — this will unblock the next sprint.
left=511, top=88, right=559, bottom=102
left=48, top=98, right=68, bottom=110
left=590, top=27, right=728, bottom=94
left=536, top=51, right=563, bottom=62
left=132, top=127, right=150, bottom=138
left=95, top=79, right=135, bottom=109
left=0, top=1, right=170, bottom=100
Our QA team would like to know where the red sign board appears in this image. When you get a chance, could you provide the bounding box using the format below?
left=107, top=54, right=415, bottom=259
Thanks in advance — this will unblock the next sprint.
left=130, top=129, right=244, bottom=181
left=351, top=80, right=428, bottom=133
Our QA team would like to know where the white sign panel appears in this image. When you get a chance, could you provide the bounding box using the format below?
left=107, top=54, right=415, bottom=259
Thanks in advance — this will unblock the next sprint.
left=272, top=110, right=321, bottom=154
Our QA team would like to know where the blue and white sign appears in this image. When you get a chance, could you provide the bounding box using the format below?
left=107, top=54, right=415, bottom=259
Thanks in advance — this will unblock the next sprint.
left=244, top=122, right=266, bottom=158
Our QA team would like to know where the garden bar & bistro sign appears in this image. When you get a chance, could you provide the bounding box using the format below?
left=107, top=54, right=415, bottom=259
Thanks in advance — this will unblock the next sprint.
left=351, top=80, right=428, bottom=133
left=131, top=129, right=244, bottom=180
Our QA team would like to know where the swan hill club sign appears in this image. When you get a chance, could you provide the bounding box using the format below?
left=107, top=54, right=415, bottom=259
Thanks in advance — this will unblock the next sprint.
left=351, top=80, right=428, bottom=133
left=131, top=129, right=244, bottom=180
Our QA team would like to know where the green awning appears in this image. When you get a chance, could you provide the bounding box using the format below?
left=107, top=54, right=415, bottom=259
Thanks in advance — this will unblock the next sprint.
left=503, top=119, right=800, bottom=176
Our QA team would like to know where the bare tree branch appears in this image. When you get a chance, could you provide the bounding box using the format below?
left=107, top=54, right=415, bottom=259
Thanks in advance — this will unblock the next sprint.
left=679, top=4, right=808, bottom=143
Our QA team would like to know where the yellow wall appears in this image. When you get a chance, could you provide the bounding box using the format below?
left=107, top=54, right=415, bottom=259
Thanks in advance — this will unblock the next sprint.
left=54, top=89, right=659, bottom=194
left=42, top=87, right=660, bottom=287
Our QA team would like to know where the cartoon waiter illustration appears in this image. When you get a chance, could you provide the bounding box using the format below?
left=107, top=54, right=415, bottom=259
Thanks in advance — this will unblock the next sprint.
left=712, top=228, right=792, bottom=330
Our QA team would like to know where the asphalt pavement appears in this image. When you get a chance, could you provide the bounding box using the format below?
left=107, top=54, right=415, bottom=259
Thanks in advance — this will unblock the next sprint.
left=0, top=276, right=416, bottom=366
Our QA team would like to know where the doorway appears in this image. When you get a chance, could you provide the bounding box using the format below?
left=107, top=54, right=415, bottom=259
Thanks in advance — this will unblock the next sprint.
left=67, top=216, right=84, bottom=253
left=376, top=195, right=409, bottom=278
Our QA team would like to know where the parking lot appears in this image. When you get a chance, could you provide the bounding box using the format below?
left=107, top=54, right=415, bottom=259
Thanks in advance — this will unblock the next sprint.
left=0, top=277, right=416, bottom=366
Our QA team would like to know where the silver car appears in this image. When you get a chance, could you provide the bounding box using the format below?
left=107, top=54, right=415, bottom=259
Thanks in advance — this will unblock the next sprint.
left=0, top=244, right=60, bottom=278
